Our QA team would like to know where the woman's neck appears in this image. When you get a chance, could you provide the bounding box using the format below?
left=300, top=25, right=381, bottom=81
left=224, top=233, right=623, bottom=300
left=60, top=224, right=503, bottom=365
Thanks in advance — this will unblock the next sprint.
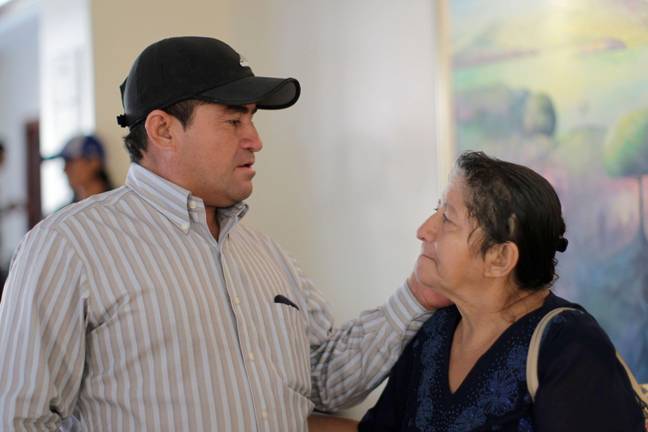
left=448, top=286, right=550, bottom=393
left=454, top=287, right=550, bottom=348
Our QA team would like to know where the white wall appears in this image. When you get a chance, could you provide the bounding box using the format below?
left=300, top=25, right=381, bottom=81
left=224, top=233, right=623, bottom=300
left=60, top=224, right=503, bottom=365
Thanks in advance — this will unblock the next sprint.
left=0, top=2, right=39, bottom=266
left=89, top=0, right=444, bottom=418
left=234, top=3, right=444, bottom=416
left=238, top=0, right=443, bottom=319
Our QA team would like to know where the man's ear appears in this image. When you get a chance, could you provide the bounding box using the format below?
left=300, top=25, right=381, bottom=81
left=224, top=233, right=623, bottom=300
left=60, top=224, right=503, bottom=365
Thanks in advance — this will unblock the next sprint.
left=144, top=109, right=177, bottom=153
left=484, top=242, right=519, bottom=279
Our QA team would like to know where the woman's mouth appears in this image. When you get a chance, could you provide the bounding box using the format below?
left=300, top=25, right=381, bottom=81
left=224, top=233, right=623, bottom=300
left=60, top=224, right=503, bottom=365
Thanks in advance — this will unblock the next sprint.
left=420, top=245, right=436, bottom=261
left=419, top=254, right=435, bottom=262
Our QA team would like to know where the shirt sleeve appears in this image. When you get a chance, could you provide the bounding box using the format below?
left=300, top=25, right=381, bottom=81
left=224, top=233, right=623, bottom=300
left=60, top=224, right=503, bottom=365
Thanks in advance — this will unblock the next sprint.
left=533, top=310, right=645, bottom=432
left=298, top=265, right=433, bottom=411
left=0, top=225, right=88, bottom=431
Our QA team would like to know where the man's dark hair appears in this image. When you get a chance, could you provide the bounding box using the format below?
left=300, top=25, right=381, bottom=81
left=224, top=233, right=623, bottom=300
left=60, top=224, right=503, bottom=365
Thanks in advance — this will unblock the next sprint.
left=123, top=99, right=208, bottom=163
left=456, top=151, right=568, bottom=291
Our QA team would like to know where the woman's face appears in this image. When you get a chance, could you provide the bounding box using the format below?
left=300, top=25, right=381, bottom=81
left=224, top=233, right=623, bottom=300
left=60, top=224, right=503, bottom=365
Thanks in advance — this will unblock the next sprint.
left=414, top=175, right=486, bottom=299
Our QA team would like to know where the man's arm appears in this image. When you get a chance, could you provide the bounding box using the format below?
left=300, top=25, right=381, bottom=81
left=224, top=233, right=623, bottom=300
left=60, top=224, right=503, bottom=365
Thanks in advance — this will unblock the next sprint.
left=0, top=226, right=87, bottom=430
left=304, top=271, right=432, bottom=411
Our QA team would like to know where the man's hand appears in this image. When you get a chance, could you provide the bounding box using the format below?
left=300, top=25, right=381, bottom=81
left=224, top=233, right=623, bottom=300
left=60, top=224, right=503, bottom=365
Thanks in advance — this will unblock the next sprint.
left=407, top=273, right=452, bottom=311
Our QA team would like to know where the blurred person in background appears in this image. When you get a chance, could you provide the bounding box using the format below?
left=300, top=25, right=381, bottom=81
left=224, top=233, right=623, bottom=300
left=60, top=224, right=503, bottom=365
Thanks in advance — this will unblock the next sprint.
left=44, top=134, right=114, bottom=205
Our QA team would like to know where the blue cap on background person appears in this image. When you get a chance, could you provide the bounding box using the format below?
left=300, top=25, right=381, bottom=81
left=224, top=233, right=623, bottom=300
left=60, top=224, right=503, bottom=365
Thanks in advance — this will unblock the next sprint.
left=43, top=134, right=106, bottom=162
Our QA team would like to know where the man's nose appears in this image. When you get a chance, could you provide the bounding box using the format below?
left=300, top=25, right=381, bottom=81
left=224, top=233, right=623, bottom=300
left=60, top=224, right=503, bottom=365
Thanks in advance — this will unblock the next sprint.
left=242, top=124, right=263, bottom=152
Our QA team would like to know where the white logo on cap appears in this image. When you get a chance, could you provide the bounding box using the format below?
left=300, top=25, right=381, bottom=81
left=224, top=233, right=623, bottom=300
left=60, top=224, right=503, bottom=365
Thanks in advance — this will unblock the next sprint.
left=239, top=55, right=250, bottom=68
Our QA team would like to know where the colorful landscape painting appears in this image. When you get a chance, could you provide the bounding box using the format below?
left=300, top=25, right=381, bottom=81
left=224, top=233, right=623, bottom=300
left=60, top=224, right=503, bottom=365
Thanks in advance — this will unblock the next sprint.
left=450, top=0, right=648, bottom=380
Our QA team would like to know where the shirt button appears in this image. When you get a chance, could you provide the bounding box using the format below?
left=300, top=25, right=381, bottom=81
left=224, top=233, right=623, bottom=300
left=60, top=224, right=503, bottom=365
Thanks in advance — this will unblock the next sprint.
left=233, top=296, right=240, bottom=305
left=181, top=223, right=190, bottom=231
left=261, top=410, right=268, bottom=419
left=248, top=352, right=255, bottom=361
left=188, top=201, right=196, bottom=209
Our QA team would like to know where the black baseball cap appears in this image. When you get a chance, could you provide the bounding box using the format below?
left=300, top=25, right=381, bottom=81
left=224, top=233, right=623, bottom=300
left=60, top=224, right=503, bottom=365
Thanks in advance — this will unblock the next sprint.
left=117, top=36, right=301, bottom=128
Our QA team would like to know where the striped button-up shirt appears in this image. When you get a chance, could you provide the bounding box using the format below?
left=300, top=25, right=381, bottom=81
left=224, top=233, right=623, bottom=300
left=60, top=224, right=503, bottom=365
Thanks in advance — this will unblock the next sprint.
left=0, top=163, right=432, bottom=431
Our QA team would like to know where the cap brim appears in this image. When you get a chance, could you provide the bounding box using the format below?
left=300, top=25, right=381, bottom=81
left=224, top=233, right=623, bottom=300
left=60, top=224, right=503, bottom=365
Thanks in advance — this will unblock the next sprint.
left=197, top=76, right=300, bottom=110
left=41, top=153, right=65, bottom=161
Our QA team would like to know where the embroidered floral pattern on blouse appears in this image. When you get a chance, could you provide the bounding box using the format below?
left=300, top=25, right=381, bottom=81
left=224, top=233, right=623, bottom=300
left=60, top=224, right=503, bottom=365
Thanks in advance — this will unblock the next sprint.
left=413, top=307, right=537, bottom=432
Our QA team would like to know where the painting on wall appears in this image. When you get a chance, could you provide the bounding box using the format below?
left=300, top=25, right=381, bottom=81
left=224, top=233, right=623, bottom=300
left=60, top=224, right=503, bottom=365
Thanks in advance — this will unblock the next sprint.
left=448, top=0, right=648, bottom=380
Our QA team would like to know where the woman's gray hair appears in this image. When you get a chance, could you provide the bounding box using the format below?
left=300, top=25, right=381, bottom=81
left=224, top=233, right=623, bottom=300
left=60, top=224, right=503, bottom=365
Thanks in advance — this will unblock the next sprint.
left=455, top=151, right=568, bottom=290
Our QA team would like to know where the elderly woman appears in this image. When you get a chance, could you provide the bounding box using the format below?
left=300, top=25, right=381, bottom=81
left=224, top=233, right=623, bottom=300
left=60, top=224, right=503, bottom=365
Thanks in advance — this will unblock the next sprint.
left=359, top=151, right=645, bottom=431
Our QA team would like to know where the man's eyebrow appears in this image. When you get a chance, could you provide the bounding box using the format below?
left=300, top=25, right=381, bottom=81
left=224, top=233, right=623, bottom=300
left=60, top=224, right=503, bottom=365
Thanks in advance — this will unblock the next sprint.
left=225, top=105, right=258, bottom=114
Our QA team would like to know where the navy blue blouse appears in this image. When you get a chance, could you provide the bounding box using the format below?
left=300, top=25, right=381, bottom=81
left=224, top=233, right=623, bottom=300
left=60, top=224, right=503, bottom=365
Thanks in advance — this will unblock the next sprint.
left=359, top=292, right=644, bottom=431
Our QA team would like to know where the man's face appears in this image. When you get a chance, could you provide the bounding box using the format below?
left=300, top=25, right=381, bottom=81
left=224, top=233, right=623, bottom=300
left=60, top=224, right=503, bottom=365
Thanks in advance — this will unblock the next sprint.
left=173, top=103, right=262, bottom=207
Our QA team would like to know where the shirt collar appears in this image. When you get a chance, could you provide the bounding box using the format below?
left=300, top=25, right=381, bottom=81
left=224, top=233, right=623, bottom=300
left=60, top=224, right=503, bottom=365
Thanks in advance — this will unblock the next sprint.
left=125, top=163, right=248, bottom=234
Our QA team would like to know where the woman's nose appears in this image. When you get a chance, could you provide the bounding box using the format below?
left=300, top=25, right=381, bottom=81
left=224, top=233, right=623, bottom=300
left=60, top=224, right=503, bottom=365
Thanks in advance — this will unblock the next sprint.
left=416, top=213, right=438, bottom=241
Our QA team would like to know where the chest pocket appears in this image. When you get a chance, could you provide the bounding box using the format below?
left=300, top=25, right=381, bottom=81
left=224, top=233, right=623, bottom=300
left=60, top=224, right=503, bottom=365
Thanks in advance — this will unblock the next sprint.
left=270, top=301, right=311, bottom=398
left=220, top=232, right=312, bottom=397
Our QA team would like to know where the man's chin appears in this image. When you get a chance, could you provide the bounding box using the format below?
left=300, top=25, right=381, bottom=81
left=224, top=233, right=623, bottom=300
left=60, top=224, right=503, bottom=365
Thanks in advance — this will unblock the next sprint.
left=201, top=184, right=254, bottom=208
left=224, top=186, right=253, bottom=207
left=237, top=184, right=253, bottom=202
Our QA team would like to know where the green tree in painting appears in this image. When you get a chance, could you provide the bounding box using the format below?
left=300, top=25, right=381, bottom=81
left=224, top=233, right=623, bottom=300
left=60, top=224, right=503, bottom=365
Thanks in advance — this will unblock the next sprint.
left=523, top=93, right=556, bottom=137
left=603, top=108, right=648, bottom=246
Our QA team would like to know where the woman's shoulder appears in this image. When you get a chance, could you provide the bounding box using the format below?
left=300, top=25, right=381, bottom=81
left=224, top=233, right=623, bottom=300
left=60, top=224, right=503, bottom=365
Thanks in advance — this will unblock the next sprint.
left=410, top=306, right=460, bottom=354
left=540, top=293, right=612, bottom=347
left=537, top=293, right=618, bottom=371
left=419, top=305, right=459, bottom=335
left=532, top=295, right=646, bottom=430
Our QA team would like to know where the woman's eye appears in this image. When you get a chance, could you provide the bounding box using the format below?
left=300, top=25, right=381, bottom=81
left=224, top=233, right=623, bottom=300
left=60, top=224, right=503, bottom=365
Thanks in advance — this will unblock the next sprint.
left=227, top=119, right=241, bottom=126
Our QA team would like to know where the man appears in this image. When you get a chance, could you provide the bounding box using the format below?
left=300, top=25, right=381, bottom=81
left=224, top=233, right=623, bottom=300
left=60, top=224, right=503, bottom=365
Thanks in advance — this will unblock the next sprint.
left=44, top=134, right=114, bottom=205
left=0, top=36, right=446, bottom=430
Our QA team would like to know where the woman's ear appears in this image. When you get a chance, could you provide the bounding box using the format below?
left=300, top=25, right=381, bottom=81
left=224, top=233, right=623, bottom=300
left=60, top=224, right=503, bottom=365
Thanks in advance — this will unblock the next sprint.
left=144, top=109, right=176, bottom=153
left=484, top=242, right=519, bottom=279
